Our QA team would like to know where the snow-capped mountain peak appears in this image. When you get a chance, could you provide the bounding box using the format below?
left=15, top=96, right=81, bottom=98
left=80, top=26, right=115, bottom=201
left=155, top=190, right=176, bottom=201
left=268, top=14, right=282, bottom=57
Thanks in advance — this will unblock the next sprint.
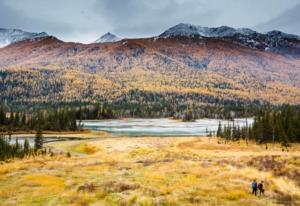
left=159, top=23, right=300, bottom=58
left=159, top=23, right=256, bottom=38
left=0, top=28, right=49, bottom=48
left=95, top=32, right=121, bottom=43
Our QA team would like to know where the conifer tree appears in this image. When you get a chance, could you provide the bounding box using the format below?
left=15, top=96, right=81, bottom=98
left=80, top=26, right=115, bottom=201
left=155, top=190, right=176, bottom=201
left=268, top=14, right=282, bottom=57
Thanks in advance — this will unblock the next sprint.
left=24, top=138, right=30, bottom=154
left=0, top=105, right=6, bottom=125
left=34, top=130, right=44, bottom=151
left=21, top=113, right=26, bottom=127
left=217, top=121, right=222, bottom=137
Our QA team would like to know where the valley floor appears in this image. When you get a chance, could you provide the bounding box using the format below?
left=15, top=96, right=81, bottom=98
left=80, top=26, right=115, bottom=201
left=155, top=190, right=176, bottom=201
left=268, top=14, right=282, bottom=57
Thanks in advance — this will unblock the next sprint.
left=0, top=133, right=300, bottom=206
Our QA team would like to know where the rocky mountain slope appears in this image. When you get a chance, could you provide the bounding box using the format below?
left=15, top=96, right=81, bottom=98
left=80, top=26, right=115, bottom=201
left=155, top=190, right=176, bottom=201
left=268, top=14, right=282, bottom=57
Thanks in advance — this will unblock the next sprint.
left=0, top=28, right=49, bottom=48
left=0, top=24, right=299, bottom=105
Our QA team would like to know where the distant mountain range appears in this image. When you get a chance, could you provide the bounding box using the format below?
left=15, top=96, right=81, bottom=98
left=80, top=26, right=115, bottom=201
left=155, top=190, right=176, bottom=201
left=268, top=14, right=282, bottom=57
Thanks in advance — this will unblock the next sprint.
left=1, top=24, right=300, bottom=58
left=0, top=23, right=299, bottom=105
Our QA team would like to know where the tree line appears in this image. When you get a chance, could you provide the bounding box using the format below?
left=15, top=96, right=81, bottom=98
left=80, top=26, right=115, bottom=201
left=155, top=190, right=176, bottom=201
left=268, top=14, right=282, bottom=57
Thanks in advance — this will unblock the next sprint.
left=217, top=106, right=300, bottom=146
left=75, top=101, right=261, bottom=121
left=7, top=89, right=266, bottom=120
left=0, top=104, right=79, bottom=132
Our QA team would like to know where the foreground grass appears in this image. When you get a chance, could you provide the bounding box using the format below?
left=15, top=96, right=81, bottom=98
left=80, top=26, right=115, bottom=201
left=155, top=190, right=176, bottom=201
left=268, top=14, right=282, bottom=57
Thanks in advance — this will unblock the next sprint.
left=0, top=136, right=299, bottom=206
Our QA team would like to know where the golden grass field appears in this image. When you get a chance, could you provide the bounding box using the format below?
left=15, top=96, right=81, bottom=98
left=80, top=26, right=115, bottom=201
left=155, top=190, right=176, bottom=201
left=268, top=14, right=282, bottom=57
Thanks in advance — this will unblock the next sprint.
left=0, top=132, right=300, bottom=206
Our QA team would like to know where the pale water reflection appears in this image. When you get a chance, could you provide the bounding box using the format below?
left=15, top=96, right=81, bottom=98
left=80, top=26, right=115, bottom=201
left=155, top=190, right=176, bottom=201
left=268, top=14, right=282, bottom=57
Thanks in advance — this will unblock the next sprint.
left=82, top=118, right=254, bottom=136
left=5, top=136, right=85, bottom=146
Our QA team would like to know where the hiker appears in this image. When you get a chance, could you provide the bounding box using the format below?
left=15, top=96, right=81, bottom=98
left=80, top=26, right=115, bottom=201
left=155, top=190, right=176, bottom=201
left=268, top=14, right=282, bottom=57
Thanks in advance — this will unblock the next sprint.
left=258, top=181, right=265, bottom=195
left=251, top=180, right=258, bottom=196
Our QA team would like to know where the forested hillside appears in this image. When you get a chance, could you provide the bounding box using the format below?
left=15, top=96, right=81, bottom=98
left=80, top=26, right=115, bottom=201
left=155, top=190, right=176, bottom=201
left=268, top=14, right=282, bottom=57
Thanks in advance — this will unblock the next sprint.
left=0, top=34, right=300, bottom=108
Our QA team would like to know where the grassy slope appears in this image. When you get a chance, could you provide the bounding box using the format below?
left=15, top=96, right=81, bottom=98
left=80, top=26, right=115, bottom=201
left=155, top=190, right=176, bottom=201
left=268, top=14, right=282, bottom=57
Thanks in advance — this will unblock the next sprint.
left=0, top=136, right=300, bottom=206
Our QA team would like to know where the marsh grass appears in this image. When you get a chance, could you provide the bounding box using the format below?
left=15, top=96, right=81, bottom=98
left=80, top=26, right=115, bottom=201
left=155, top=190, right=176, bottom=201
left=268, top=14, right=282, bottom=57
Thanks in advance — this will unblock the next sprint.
left=0, top=137, right=299, bottom=205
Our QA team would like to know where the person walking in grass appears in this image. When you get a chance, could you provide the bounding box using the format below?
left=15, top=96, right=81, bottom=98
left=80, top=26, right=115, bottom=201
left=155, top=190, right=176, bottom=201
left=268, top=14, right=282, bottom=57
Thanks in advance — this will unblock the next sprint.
left=258, top=181, right=265, bottom=196
left=252, top=180, right=258, bottom=196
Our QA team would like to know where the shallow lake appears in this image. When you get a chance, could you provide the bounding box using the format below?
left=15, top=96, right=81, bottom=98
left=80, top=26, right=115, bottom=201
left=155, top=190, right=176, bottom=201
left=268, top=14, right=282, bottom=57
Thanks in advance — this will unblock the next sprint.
left=82, top=118, right=253, bottom=137
left=4, top=136, right=85, bottom=147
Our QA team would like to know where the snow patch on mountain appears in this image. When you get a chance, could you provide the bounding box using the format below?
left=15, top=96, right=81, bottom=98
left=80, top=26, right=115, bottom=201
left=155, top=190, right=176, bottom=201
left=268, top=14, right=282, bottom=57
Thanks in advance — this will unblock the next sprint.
left=0, top=28, right=49, bottom=48
left=159, top=23, right=256, bottom=38
left=95, top=32, right=121, bottom=43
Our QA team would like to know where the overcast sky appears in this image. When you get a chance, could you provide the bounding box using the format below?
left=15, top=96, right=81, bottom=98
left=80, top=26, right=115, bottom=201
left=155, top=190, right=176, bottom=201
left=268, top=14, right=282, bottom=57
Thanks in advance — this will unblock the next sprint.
left=1, top=0, right=300, bottom=43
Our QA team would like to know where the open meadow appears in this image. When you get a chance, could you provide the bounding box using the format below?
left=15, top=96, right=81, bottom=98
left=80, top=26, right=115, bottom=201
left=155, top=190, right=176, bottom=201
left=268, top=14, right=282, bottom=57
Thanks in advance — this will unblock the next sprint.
left=0, top=133, right=300, bottom=206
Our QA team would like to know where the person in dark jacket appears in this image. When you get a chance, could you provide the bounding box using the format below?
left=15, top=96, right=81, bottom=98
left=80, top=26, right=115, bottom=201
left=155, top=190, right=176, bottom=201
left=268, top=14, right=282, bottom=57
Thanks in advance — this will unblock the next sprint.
left=252, top=180, right=258, bottom=196
left=258, top=181, right=265, bottom=195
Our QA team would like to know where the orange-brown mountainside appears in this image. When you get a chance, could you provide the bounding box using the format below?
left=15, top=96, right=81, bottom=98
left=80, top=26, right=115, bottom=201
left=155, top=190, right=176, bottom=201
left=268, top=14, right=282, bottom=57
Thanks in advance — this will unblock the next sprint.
left=0, top=35, right=300, bottom=105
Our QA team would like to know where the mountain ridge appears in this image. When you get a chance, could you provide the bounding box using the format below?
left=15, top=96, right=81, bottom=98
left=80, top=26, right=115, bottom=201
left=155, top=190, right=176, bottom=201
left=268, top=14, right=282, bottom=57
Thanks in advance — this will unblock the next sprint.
left=159, top=23, right=257, bottom=38
left=0, top=24, right=299, bottom=105
left=159, top=23, right=300, bottom=58
left=1, top=24, right=300, bottom=58
left=160, top=23, right=300, bottom=39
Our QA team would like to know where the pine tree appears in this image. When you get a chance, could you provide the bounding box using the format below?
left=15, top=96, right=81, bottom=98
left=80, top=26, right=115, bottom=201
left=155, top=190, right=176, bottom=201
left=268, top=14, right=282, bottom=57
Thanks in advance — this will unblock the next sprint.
left=9, top=112, right=14, bottom=126
left=34, top=130, right=44, bottom=151
left=15, top=138, right=20, bottom=155
left=24, top=138, right=30, bottom=154
left=14, top=112, right=20, bottom=127
left=217, top=121, right=222, bottom=137
left=21, top=113, right=26, bottom=127
left=0, top=105, right=6, bottom=125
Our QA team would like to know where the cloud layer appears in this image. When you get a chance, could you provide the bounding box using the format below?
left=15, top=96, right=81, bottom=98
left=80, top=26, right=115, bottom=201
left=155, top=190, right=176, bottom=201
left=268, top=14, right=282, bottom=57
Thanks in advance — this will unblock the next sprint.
left=255, top=3, right=300, bottom=35
left=1, top=0, right=300, bottom=43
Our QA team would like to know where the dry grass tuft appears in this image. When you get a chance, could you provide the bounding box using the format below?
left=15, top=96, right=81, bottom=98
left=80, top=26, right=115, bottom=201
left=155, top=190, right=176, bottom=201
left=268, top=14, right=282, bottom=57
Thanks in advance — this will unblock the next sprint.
left=102, top=181, right=140, bottom=193
left=77, top=183, right=97, bottom=193
left=71, top=143, right=100, bottom=155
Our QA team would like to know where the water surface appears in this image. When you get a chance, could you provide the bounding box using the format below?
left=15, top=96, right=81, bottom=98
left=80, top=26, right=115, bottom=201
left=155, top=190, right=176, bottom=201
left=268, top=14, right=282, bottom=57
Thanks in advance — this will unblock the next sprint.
left=4, top=136, right=85, bottom=146
left=83, top=118, right=253, bottom=137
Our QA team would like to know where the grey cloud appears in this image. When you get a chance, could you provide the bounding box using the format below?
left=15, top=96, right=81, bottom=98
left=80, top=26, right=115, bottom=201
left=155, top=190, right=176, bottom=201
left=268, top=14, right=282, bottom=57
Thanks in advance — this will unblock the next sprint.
left=94, top=0, right=300, bottom=37
left=94, top=0, right=220, bottom=37
left=1, top=0, right=300, bottom=42
left=0, top=1, right=73, bottom=39
left=255, top=3, right=300, bottom=35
